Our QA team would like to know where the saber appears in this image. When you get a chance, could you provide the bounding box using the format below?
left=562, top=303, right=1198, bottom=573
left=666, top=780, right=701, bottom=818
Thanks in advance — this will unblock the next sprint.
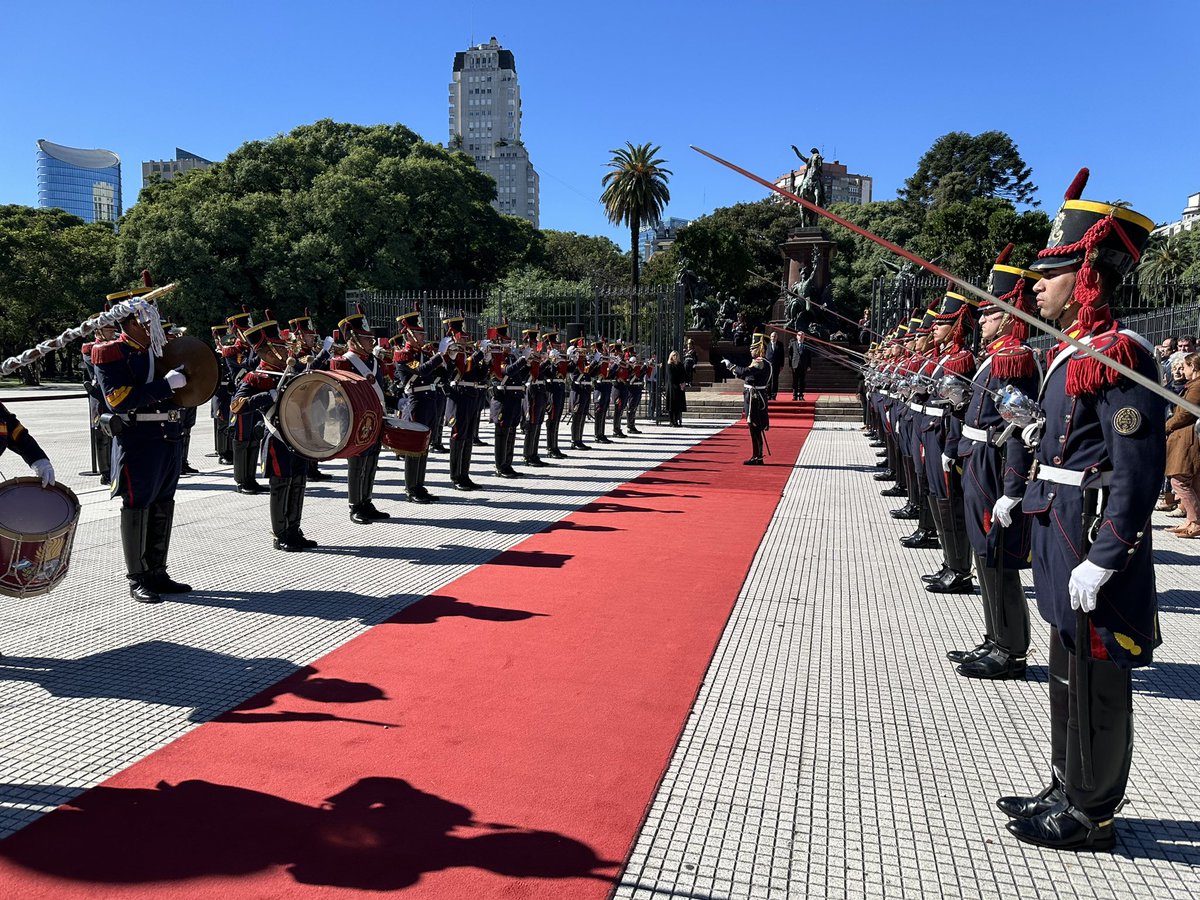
left=691, top=146, right=1200, bottom=420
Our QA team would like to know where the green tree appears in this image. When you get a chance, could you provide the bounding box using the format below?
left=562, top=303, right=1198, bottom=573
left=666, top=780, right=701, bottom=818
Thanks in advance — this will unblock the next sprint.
left=600, top=142, right=671, bottom=339
left=899, top=131, right=1037, bottom=208
left=1137, top=231, right=1200, bottom=305
left=115, top=119, right=538, bottom=336
left=537, top=230, right=628, bottom=286
left=0, top=206, right=117, bottom=383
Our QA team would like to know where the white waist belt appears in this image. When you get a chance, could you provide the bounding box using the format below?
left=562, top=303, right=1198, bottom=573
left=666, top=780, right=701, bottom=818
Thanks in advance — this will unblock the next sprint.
left=922, top=406, right=946, bottom=418
left=962, top=425, right=991, bottom=443
left=1035, top=465, right=1115, bottom=487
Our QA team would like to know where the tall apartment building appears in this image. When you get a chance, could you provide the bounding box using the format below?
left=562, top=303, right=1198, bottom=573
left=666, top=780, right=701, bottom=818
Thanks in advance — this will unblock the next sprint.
left=1151, top=191, right=1200, bottom=238
left=36, top=139, right=122, bottom=224
left=142, top=148, right=214, bottom=189
left=774, top=159, right=873, bottom=207
left=448, top=36, right=540, bottom=227
left=639, top=217, right=691, bottom=262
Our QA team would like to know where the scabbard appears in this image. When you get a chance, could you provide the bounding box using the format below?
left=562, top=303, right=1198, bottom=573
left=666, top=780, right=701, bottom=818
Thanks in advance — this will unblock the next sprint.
left=1075, top=486, right=1102, bottom=792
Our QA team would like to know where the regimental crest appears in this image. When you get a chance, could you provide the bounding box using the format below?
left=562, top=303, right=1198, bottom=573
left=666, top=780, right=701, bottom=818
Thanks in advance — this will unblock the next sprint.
left=1112, top=406, right=1142, bottom=436
left=1048, top=206, right=1067, bottom=247
left=985, top=270, right=995, bottom=294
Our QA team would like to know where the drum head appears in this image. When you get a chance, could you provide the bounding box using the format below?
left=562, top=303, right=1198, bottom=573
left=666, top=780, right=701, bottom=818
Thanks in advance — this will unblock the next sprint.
left=158, top=336, right=219, bottom=407
left=0, top=479, right=78, bottom=537
left=279, top=374, right=353, bottom=459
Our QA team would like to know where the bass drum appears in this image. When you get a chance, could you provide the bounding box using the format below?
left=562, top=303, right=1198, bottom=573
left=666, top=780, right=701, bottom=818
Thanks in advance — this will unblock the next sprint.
left=382, top=416, right=431, bottom=457
left=277, top=370, right=383, bottom=461
left=0, top=478, right=82, bottom=598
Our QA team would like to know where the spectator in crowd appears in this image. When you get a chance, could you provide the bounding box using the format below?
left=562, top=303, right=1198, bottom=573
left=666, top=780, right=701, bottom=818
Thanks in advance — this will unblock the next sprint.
left=1165, top=352, right=1200, bottom=538
left=1159, top=336, right=1178, bottom=383
left=1179, top=335, right=1196, bottom=355
left=1158, top=354, right=1190, bottom=514
left=766, top=332, right=785, bottom=400
left=788, top=330, right=813, bottom=400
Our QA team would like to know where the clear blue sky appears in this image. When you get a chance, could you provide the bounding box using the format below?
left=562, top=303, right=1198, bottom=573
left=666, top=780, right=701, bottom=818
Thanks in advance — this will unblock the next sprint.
left=3, top=0, right=1197, bottom=252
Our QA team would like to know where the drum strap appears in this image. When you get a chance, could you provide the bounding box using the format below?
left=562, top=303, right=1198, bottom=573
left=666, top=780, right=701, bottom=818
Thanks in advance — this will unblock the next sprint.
left=345, top=352, right=387, bottom=408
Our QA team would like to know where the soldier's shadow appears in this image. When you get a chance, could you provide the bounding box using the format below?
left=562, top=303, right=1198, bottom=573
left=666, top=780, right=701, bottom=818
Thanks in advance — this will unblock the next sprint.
left=1130, top=662, right=1200, bottom=701
left=1152, top=549, right=1200, bottom=567
left=0, top=776, right=618, bottom=889
left=1114, top=817, right=1200, bottom=864
left=1158, top=588, right=1200, bottom=614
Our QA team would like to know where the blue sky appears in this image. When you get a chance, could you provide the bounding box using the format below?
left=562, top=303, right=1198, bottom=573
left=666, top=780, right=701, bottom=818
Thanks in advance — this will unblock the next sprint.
left=3, top=0, right=1197, bottom=252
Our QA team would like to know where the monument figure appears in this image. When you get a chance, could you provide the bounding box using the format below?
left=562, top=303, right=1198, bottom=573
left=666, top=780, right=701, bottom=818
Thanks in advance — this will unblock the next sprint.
left=791, top=145, right=826, bottom=228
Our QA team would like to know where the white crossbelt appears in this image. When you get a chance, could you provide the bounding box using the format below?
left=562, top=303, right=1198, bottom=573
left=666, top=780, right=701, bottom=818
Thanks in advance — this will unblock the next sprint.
left=962, top=425, right=991, bottom=443
left=1034, top=465, right=1116, bottom=487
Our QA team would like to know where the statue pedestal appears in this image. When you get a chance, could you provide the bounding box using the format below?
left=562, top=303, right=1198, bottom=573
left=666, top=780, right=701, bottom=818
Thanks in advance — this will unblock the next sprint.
left=777, top=227, right=835, bottom=323
left=685, top=329, right=715, bottom=386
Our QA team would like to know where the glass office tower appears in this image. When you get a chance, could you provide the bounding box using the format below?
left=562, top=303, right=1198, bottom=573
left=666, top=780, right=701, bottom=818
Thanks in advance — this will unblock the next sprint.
left=36, top=139, right=122, bottom=224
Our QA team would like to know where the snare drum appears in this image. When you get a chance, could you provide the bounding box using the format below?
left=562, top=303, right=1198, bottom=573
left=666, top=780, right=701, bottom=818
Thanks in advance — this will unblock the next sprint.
left=0, top=478, right=81, bottom=598
left=381, top=417, right=431, bottom=457
left=277, top=370, right=383, bottom=461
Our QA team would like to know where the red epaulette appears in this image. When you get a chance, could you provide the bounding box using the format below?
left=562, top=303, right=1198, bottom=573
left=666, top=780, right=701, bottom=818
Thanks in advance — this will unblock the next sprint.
left=940, top=349, right=976, bottom=377
left=81, top=342, right=94, bottom=357
left=329, top=356, right=353, bottom=372
left=220, top=345, right=238, bottom=358
left=243, top=371, right=276, bottom=390
left=1066, top=323, right=1144, bottom=397
left=90, top=340, right=126, bottom=365
left=991, top=344, right=1036, bottom=380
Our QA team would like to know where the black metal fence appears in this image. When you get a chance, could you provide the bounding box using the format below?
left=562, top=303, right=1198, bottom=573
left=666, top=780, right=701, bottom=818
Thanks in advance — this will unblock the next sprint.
left=346, top=285, right=687, bottom=419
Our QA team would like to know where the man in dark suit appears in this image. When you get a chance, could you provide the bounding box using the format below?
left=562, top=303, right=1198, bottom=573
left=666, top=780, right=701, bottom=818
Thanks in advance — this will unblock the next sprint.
left=788, top=331, right=813, bottom=400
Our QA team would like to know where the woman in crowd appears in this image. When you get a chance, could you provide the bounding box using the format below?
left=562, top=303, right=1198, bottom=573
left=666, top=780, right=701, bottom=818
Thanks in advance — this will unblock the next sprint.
left=664, top=350, right=687, bottom=427
left=1165, top=352, right=1200, bottom=538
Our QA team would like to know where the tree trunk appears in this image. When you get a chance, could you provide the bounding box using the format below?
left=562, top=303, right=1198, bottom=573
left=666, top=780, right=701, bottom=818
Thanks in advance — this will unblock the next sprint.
left=630, top=219, right=640, bottom=342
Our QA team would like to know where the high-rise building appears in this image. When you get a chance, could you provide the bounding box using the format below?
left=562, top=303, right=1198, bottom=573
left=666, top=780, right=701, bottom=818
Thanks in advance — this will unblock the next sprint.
left=639, top=217, right=691, bottom=262
left=774, top=159, right=873, bottom=207
left=448, top=36, right=540, bottom=227
left=36, top=139, right=122, bottom=224
left=142, top=148, right=214, bottom=189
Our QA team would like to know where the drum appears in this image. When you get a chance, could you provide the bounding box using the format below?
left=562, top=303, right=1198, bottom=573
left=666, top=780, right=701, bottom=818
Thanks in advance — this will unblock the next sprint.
left=277, top=370, right=383, bottom=461
left=381, top=417, right=431, bottom=457
left=0, top=478, right=81, bottom=598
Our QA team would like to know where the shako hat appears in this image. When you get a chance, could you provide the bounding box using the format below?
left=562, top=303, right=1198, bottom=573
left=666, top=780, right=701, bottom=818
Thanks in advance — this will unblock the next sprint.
left=338, top=303, right=374, bottom=337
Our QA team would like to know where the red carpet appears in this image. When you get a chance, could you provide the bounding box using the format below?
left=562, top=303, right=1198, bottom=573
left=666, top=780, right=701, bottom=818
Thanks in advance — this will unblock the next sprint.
left=0, top=410, right=812, bottom=899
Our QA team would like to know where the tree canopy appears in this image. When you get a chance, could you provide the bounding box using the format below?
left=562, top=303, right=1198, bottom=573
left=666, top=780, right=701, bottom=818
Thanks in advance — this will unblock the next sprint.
left=899, top=131, right=1037, bottom=208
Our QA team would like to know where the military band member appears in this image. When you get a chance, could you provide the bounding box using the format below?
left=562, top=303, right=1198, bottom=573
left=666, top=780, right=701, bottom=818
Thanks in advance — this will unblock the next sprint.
left=946, top=246, right=1041, bottom=680
left=568, top=338, right=594, bottom=451
left=611, top=341, right=631, bottom=439
left=225, top=308, right=264, bottom=494
left=542, top=328, right=569, bottom=459
left=1000, top=171, right=1161, bottom=851
left=626, top=353, right=645, bottom=434
left=231, top=317, right=318, bottom=551
left=521, top=326, right=549, bottom=466
left=81, top=304, right=117, bottom=485
left=722, top=333, right=772, bottom=465
left=592, top=340, right=614, bottom=445
left=92, top=295, right=192, bottom=603
left=0, top=402, right=55, bottom=487
left=159, top=323, right=200, bottom=477
left=488, top=321, right=528, bottom=478
left=288, top=309, right=333, bottom=482
left=331, top=305, right=390, bottom=524
left=210, top=325, right=234, bottom=466
left=394, top=312, right=447, bottom=503
left=444, top=319, right=487, bottom=490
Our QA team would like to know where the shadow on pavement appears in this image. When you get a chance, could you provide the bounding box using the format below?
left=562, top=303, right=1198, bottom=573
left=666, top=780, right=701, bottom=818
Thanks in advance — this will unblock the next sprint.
left=0, top=776, right=617, bottom=890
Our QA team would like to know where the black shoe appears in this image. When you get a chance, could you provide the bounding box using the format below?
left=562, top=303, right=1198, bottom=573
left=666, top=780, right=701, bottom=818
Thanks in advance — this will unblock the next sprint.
left=873, top=471, right=896, bottom=482
left=628, top=426, right=641, bottom=434
left=869, top=440, right=886, bottom=448
left=181, top=463, right=200, bottom=476
left=890, top=503, right=920, bottom=520
left=129, top=579, right=163, bottom=604
left=495, top=469, right=516, bottom=479
left=612, top=430, right=626, bottom=438
left=218, top=457, right=233, bottom=466
left=875, top=460, right=891, bottom=469
left=958, top=650, right=1027, bottom=680
left=879, top=485, right=906, bottom=497
left=431, top=444, right=449, bottom=453
left=899, top=529, right=940, bottom=549
left=996, top=783, right=1067, bottom=820
left=417, top=489, right=439, bottom=503
left=502, top=466, right=523, bottom=478
left=350, top=506, right=373, bottom=524
left=1006, top=807, right=1115, bottom=852
left=597, top=437, right=613, bottom=444
left=922, top=565, right=950, bottom=584
left=550, top=451, right=568, bottom=459
left=743, top=457, right=764, bottom=466
left=290, top=530, right=318, bottom=549
left=307, top=470, right=333, bottom=482
left=926, top=571, right=974, bottom=594
left=363, top=503, right=390, bottom=520
left=145, top=572, right=192, bottom=594
left=100, top=476, right=111, bottom=486
left=524, top=458, right=548, bottom=467
left=452, top=479, right=479, bottom=491
left=473, top=439, right=488, bottom=446
left=946, top=641, right=991, bottom=664
left=273, top=536, right=306, bottom=551
left=571, top=442, right=590, bottom=451
left=406, top=491, right=434, bottom=504
left=236, top=483, right=263, bottom=495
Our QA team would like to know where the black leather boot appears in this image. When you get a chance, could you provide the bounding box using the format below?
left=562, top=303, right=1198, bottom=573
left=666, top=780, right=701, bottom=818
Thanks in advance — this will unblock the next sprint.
left=1006, top=805, right=1116, bottom=851
left=925, top=569, right=974, bottom=593
left=899, top=528, right=939, bottom=549
left=890, top=501, right=920, bottom=520
left=120, top=508, right=161, bottom=603
left=145, top=501, right=191, bottom=593
left=946, top=642, right=992, bottom=664
left=922, top=565, right=950, bottom=584
left=996, top=779, right=1067, bottom=819
left=957, top=647, right=1027, bottom=679
left=879, top=484, right=906, bottom=497
left=271, top=479, right=301, bottom=550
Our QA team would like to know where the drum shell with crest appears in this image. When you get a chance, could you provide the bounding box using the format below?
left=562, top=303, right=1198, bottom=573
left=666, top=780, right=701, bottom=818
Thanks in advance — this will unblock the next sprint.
left=0, top=478, right=81, bottom=598
left=276, top=370, right=383, bottom=461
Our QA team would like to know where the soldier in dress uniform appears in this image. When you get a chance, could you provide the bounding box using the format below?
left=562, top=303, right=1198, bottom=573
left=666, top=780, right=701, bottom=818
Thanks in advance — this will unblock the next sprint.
left=81, top=304, right=117, bottom=485
left=946, top=245, right=1042, bottom=679
left=542, top=328, right=569, bottom=459
left=444, top=317, right=487, bottom=490
left=886, top=314, right=924, bottom=509
left=592, top=340, right=614, bottom=445
left=160, top=323, right=201, bottom=477
left=999, top=170, right=1161, bottom=852
left=210, top=325, right=234, bottom=466
left=92, top=295, right=193, bottom=603
left=520, top=327, right=549, bottom=466
left=722, top=333, right=772, bottom=464
left=393, top=311, right=448, bottom=503
left=330, top=305, right=390, bottom=523
left=626, top=351, right=645, bottom=434
left=225, top=309, right=265, bottom=494
left=488, top=321, right=528, bottom=478
left=568, top=337, right=594, bottom=451
left=921, top=290, right=978, bottom=595
left=611, top=341, right=631, bottom=439
left=0, top=403, right=55, bottom=487
left=230, top=317, right=318, bottom=552
left=288, top=309, right=333, bottom=482
left=898, top=310, right=943, bottom=550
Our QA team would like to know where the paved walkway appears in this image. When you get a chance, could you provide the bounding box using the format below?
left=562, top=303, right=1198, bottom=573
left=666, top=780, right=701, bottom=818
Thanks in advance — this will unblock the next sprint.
left=2, top=388, right=1199, bottom=898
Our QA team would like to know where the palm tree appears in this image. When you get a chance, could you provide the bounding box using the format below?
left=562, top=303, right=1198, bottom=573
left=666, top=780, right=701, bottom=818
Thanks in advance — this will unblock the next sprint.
left=600, top=142, right=671, bottom=340
left=1138, top=234, right=1193, bottom=305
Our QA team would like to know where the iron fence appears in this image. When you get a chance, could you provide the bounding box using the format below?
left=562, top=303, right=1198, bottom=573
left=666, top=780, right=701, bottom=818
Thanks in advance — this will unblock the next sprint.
left=346, top=285, right=687, bottom=420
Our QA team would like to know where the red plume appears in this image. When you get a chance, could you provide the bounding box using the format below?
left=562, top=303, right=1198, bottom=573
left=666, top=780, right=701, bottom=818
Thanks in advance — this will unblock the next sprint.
left=333, top=329, right=342, bottom=341
left=995, top=243, right=1014, bottom=266
left=1064, top=168, right=1089, bottom=201
left=141, top=269, right=153, bottom=288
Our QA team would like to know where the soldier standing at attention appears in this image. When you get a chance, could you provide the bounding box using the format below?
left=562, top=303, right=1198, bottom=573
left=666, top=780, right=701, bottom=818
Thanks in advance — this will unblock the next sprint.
left=331, top=305, right=390, bottom=524
left=722, top=333, right=772, bottom=465
left=998, top=169, right=1161, bottom=851
left=81, top=304, right=117, bottom=485
left=542, top=328, right=569, bottom=459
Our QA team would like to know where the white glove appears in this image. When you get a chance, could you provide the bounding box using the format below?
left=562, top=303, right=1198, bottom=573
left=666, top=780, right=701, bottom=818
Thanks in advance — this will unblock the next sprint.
left=165, top=367, right=188, bottom=390
left=322, top=336, right=334, bottom=353
left=941, top=453, right=954, bottom=473
left=992, top=495, right=1021, bottom=528
left=31, top=458, right=55, bottom=487
left=721, top=358, right=732, bottom=368
left=1068, top=559, right=1114, bottom=613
